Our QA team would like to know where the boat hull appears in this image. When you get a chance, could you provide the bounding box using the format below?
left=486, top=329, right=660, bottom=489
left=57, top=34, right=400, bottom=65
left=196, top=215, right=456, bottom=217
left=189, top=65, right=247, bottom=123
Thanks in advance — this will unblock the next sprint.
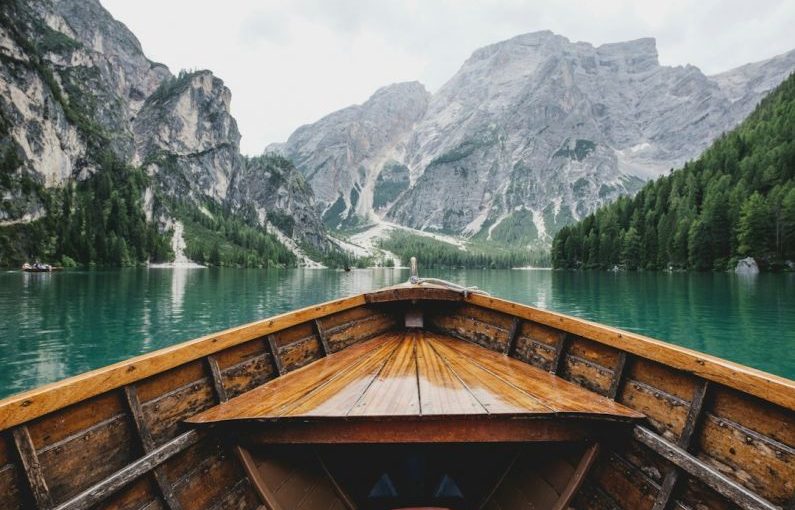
left=0, top=284, right=791, bottom=509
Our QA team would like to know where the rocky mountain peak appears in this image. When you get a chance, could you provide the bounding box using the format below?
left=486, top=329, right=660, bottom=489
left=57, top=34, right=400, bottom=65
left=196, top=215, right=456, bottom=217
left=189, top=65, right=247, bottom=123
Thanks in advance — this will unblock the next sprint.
left=278, top=33, right=795, bottom=246
left=280, top=81, right=431, bottom=227
left=0, top=0, right=334, bottom=263
left=595, top=37, right=659, bottom=71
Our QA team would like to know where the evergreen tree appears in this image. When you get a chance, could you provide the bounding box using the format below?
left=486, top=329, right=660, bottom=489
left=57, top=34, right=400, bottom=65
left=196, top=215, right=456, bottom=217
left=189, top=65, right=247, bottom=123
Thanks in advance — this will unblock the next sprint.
left=736, top=192, right=773, bottom=257
left=552, top=71, right=795, bottom=271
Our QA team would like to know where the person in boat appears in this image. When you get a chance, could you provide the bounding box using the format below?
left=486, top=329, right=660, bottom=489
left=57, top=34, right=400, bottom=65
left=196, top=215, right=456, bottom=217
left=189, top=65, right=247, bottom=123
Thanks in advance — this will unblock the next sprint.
left=21, top=262, right=31, bottom=271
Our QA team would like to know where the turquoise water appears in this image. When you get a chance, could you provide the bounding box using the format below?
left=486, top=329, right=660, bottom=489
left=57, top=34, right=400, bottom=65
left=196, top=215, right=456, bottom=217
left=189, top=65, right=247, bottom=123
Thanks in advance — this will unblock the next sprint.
left=0, top=268, right=793, bottom=398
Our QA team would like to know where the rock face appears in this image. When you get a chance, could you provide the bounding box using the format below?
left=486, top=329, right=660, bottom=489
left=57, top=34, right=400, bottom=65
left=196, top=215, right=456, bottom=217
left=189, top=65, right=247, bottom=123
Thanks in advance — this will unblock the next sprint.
left=229, top=154, right=329, bottom=251
left=0, top=0, right=329, bottom=255
left=275, top=81, right=430, bottom=228
left=734, top=257, right=759, bottom=274
left=278, top=31, right=795, bottom=244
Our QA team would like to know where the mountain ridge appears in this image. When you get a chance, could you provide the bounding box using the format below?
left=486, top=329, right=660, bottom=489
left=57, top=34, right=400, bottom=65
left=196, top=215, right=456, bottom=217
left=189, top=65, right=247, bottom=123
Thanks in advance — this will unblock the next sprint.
left=0, top=0, right=336, bottom=267
left=274, top=30, right=795, bottom=248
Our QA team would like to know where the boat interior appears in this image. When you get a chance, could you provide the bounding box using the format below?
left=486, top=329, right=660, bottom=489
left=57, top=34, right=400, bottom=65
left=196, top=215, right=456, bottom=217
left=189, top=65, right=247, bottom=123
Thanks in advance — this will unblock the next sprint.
left=0, top=283, right=793, bottom=510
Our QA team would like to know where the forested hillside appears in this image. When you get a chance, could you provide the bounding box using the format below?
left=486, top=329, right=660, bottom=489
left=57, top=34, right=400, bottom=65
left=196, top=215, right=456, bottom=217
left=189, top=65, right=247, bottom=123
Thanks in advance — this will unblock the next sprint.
left=552, top=72, right=795, bottom=271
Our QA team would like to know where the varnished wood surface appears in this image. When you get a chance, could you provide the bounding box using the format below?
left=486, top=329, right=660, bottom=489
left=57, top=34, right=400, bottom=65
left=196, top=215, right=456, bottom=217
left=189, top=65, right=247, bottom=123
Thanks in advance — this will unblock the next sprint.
left=0, top=294, right=366, bottom=431
left=188, top=331, right=643, bottom=424
left=466, top=292, right=795, bottom=411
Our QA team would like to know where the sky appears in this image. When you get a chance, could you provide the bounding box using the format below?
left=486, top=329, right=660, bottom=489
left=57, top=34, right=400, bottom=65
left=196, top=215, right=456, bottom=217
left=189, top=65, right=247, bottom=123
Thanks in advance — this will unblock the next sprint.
left=101, top=0, right=795, bottom=155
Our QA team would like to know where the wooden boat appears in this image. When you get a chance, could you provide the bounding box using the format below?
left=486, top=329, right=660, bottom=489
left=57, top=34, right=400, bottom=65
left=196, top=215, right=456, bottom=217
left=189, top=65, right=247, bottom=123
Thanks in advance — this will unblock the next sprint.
left=21, top=264, right=61, bottom=273
left=0, top=272, right=793, bottom=510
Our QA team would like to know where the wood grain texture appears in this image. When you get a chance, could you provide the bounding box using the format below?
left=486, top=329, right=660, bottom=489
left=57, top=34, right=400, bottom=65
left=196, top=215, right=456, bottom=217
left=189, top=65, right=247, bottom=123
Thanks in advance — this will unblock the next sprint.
left=552, top=443, right=601, bottom=510
left=0, top=295, right=366, bottom=431
left=248, top=445, right=350, bottom=510
left=348, top=333, right=420, bottom=416
left=12, top=425, right=52, bottom=508
left=239, top=417, right=623, bottom=444
left=51, top=430, right=200, bottom=510
left=431, top=334, right=644, bottom=418
left=187, top=337, right=402, bottom=423
left=634, top=426, right=779, bottom=510
left=189, top=331, right=642, bottom=425
left=124, top=385, right=183, bottom=510
left=467, top=293, right=795, bottom=411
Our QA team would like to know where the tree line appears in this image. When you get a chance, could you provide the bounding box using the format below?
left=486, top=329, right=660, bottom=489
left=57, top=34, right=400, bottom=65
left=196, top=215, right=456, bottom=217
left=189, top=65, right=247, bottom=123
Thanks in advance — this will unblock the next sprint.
left=553, top=72, right=795, bottom=271
left=379, top=230, right=548, bottom=269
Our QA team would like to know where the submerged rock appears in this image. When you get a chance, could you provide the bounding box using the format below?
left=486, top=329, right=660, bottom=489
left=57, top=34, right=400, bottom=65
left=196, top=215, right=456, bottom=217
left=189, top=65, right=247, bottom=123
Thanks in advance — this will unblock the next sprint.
left=734, top=257, right=759, bottom=274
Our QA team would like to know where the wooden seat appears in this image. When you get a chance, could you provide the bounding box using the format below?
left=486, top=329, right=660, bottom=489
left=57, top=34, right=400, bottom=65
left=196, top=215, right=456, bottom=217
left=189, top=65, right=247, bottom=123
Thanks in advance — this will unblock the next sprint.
left=187, top=331, right=643, bottom=444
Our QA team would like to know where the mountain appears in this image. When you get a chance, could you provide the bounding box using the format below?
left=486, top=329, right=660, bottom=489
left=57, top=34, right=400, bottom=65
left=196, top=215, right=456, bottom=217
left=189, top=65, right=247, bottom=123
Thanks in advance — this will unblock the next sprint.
left=269, top=81, right=431, bottom=228
left=552, top=71, right=795, bottom=271
left=276, top=31, right=795, bottom=246
left=0, top=0, right=331, bottom=266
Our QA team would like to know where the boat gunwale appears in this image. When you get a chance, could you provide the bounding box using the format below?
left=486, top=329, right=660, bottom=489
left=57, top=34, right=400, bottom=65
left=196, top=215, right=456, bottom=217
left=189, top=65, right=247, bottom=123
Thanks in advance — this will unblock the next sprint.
left=465, top=292, right=795, bottom=411
left=0, top=293, right=366, bottom=431
left=0, top=285, right=793, bottom=433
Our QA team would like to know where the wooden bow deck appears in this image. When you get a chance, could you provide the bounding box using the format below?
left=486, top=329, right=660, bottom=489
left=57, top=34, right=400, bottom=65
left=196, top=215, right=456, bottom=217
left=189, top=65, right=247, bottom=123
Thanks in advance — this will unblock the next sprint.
left=189, top=331, right=642, bottom=443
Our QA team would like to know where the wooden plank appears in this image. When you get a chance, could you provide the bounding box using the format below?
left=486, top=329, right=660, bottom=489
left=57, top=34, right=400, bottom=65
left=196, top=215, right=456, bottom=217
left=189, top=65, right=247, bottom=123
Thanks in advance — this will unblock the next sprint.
left=432, top=334, right=644, bottom=419
left=679, top=380, right=709, bottom=448
left=650, top=381, right=710, bottom=510
left=364, top=285, right=463, bottom=303
left=697, top=413, right=794, bottom=504
left=208, top=353, right=269, bottom=509
left=323, top=314, right=396, bottom=353
left=503, top=317, right=521, bottom=356
left=653, top=471, right=681, bottom=510
left=0, top=295, right=366, bottom=431
left=415, top=332, right=485, bottom=416
left=206, top=356, right=229, bottom=403
left=430, top=314, right=510, bottom=352
left=241, top=417, right=622, bottom=444
left=478, top=449, right=521, bottom=509
left=552, top=443, right=601, bottom=510
left=710, top=386, right=795, bottom=446
left=38, top=415, right=138, bottom=504
left=11, top=425, right=53, bottom=509
left=125, top=386, right=156, bottom=451
left=312, top=320, right=330, bottom=357
left=141, top=382, right=215, bottom=448
left=560, top=354, right=614, bottom=395
left=467, top=293, right=795, bottom=411
left=620, top=379, right=690, bottom=440
left=27, top=392, right=125, bottom=450
left=633, top=426, right=779, bottom=510
left=187, top=337, right=400, bottom=423
left=608, top=352, right=629, bottom=400
left=348, top=334, right=420, bottom=416
left=234, top=447, right=282, bottom=510
left=428, top=338, right=553, bottom=415
left=315, top=451, right=355, bottom=510
left=266, top=336, right=285, bottom=377
left=124, top=386, right=182, bottom=510
left=283, top=336, right=402, bottom=417
left=51, top=430, right=200, bottom=510
left=551, top=333, right=571, bottom=375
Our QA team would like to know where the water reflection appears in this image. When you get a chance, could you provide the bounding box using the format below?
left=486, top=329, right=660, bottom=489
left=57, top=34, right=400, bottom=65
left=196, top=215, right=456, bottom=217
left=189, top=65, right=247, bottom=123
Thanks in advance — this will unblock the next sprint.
left=0, top=268, right=793, bottom=398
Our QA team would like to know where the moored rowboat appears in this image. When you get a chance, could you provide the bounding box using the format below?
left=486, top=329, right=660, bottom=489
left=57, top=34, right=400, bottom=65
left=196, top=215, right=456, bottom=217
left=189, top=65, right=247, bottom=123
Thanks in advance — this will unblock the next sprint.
left=0, top=277, right=792, bottom=510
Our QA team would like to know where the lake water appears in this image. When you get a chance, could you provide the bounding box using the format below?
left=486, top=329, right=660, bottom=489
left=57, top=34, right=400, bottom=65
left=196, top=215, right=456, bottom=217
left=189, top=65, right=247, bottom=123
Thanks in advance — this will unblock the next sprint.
left=1, top=268, right=793, bottom=398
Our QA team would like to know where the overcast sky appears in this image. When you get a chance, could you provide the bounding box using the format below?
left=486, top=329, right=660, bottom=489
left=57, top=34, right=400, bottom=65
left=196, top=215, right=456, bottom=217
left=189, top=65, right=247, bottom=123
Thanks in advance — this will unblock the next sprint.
left=101, top=0, right=795, bottom=155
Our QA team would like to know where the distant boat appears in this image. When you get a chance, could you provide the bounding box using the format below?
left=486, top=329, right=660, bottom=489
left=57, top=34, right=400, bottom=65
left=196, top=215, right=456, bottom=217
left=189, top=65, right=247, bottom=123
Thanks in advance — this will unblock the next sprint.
left=20, top=263, right=61, bottom=272
left=0, top=264, right=791, bottom=509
